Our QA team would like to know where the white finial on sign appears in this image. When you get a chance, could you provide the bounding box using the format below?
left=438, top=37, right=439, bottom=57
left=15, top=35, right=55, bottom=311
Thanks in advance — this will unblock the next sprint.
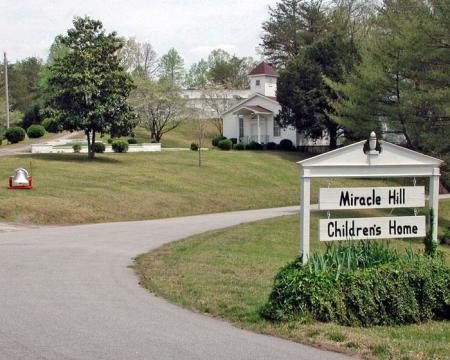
left=369, top=131, right=377, bottom=151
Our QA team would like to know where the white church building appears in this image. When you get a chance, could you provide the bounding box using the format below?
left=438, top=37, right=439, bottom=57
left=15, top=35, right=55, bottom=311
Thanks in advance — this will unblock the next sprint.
left=221, top=62, right=330, bottom=148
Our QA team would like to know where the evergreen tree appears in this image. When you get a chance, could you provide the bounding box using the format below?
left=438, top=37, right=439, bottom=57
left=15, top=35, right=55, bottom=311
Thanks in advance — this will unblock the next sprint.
left=261, top=0, right=329, bottom=67
left=277, top=33, right=360, bottom=148
left=329, top=0, right=450, bottom=188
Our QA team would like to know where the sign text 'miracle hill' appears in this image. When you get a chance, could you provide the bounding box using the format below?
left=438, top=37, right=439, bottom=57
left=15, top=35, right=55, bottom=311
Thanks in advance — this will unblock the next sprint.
left=319, top=186, right=424, bottom=210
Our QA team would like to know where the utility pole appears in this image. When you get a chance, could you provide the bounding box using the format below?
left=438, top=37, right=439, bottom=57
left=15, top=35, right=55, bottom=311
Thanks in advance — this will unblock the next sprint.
left=4, top=52, right=10, bottom=128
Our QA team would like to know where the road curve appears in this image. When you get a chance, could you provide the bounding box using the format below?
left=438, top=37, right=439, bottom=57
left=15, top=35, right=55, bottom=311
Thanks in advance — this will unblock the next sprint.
left=0, top=206, right=353, bottom=360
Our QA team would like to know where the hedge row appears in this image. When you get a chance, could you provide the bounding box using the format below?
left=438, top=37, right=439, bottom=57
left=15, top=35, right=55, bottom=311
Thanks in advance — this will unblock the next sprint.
left=212, top=136, right=296, bottom=151
left=261, top=253, right=450, bottom=327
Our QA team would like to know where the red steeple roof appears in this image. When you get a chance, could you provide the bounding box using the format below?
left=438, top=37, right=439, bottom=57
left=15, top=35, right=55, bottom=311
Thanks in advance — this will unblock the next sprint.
left=248, top=62, right=278, bottom=76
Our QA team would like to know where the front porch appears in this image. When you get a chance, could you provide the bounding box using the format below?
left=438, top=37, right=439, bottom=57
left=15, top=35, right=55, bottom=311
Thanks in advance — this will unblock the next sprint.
left=233, top=105, right=274, bottom=144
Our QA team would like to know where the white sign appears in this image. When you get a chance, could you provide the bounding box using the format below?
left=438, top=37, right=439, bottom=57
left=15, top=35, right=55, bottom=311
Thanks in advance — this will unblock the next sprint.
left=319, top=186, right=425, bottom=210
left=319, top=216, right=426, bottom=241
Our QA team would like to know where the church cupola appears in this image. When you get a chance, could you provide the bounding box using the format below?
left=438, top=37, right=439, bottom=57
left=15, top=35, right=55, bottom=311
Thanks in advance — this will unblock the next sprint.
left=248, top=62, right=278, bottom=97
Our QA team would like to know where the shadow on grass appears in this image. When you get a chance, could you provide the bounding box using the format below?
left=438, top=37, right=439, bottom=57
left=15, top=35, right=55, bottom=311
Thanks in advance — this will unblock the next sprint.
left=245, top=150, right=311, bottom=163
left=18, top=153, right=122, bottom=164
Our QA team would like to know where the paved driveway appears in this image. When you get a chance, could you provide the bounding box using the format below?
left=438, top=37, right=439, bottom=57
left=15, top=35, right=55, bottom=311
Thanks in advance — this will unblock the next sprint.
left=0, top=206, right=353, bottom=360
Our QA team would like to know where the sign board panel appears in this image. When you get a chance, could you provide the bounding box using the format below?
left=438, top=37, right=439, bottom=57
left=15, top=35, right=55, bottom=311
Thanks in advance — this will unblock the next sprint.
left=319, top=216, right=426, bottom=241
left=319, top=186, right=425, bottom=210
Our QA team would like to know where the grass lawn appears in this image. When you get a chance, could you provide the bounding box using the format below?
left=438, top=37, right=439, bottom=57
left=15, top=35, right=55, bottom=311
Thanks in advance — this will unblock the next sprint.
left=134, top=200, right=450, bottom=360
left=92, top=121, right=217, bottom=148
left=0, top=150, right=425, bottom=225
left=159, top=120, right=217, bottom=148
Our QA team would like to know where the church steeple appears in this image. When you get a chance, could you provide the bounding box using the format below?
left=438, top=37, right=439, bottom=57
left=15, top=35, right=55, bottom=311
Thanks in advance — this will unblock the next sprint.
left=248, top=62, right=278, bottom=97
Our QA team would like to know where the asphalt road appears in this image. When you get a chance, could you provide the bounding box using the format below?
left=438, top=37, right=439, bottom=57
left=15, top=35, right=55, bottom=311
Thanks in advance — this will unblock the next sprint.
left=0, top=206, right=353, bottom=360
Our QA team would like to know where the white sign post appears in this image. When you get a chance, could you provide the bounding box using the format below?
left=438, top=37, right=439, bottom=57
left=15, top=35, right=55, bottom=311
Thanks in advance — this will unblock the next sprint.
left=298, top=132, right=442, bottom=264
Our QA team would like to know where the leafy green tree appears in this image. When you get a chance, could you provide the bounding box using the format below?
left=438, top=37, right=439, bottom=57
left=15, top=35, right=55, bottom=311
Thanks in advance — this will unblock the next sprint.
left=260, top=0, right=329, bottom=67
left=185, top=59, right=209, bottom=89
left=159, top=48, right=185, bottom=86
left=0, top=57, right=44, bottom=113
left=328, top=0, right=450, bottom=189
left=130, top=78, right=188, bottom=142
left=47, top=36, right=70, bottom=65
left=44, top=16, right=135, bottom=159
left=207, top=49, right=255, bottom=89
left=277, top=33, right=360, bottom=148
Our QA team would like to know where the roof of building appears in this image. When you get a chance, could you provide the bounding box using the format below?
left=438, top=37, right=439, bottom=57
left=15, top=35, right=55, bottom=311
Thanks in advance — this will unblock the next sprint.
left=248, top=62, right=278, bottom=77
left=220, top=93, right=279, bottom=116
left=241, top=105, right=272, bottom=114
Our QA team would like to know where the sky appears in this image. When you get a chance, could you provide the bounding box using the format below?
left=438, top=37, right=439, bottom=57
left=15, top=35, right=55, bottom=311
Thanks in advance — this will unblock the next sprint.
left=0, top=0, right=278, bottom=66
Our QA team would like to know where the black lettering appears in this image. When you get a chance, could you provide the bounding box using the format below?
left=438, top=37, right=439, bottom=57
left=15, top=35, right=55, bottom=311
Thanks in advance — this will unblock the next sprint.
left=389, top=190, right=395, bottom=204
left=328, top=222, right=335, bottom=237
left=389, top=220, right=396, bottom=234
left=340, top=191, right=350, bottom=206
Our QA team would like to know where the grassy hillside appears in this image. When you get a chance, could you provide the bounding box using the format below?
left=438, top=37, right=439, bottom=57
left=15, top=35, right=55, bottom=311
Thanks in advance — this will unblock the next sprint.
left=94, top=121, right=218, bottom=149
left=0, top=150, right=403, bottom=225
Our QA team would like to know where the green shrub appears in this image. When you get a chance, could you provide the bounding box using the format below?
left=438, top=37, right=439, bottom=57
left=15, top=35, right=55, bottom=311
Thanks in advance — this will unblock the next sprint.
left=22, top=104, right=42, bottom=129
left=212, top=135, right=227, bottom=147
left=218, top=139, right=232, bottom=150
left=72, top=143, right=82, bottom=153
left=127, top=138, right=138, bottom=144
left=93, top=142, right=105, bottom=153
left=27, top=124, right=46, bottom=138
left=266, top=142, right=277, bottom=150
left=41, top=118, right=61, bottom=133
left=107, top=138, right=114, bottom=144
left=5, top=127, right=26, bottom=143
left=190, top=143, right=199, bottom=151
left=230, top=138, right=237, bottom=145
left=277, top=139, right=294, bottom=151
left=112, top=139, right=129, bottom=153
left=234, top=143, right=245, bottom=151
left=261, top=243, right=450, bottom=327
left=246, top=141, right=263, bottom=150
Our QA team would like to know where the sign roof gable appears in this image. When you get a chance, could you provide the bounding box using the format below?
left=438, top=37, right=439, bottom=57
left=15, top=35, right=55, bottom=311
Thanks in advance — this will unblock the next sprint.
left=297, top=139, right=442, bottom=178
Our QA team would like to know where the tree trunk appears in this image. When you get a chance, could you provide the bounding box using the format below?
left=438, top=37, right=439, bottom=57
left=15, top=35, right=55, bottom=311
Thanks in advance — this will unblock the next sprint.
left=86, top=130, right=91, bottom=158
left=86, top=130, right=95, bottom=159
left=328, top=124, right=338, bottom=150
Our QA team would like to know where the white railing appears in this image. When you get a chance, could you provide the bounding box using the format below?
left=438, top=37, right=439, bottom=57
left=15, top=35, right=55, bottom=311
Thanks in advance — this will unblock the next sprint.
left=239, top=135, right=270, bottom=144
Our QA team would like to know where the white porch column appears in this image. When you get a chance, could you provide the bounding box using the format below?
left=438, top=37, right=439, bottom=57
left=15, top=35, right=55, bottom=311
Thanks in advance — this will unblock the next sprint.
left=257, top=114, right=261, bottom=143
left=300, top=169, right=311, bottom=264
left=429, top=167, right=440, bottom=242
left=236, top=115, right=240, bottom=143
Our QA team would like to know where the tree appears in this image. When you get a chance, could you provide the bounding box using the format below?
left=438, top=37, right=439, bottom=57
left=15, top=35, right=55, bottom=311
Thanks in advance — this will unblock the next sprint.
left=207, top=49, right=255, bottom=89
left=47, top=36, right=70, bottom=65
left=329, top=0, right=450, bottom=189
left=44, top=16, right=135, bottom=159
left=159, top=48, right=185, bottom=86
left=260, top=0, right=329, bottom=67
left=277, top=33, right=359, bottom=148
left=119, top=37, right=158, bottom=79
left=130, top=78, right=188, bottom=142
left=0, top=57, right=44, bottom=113
left=185, top=59, right=209, bottom=89
left=193, top=109, right=209, bottom=167
left=200, top=87, right=239, bottom=135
